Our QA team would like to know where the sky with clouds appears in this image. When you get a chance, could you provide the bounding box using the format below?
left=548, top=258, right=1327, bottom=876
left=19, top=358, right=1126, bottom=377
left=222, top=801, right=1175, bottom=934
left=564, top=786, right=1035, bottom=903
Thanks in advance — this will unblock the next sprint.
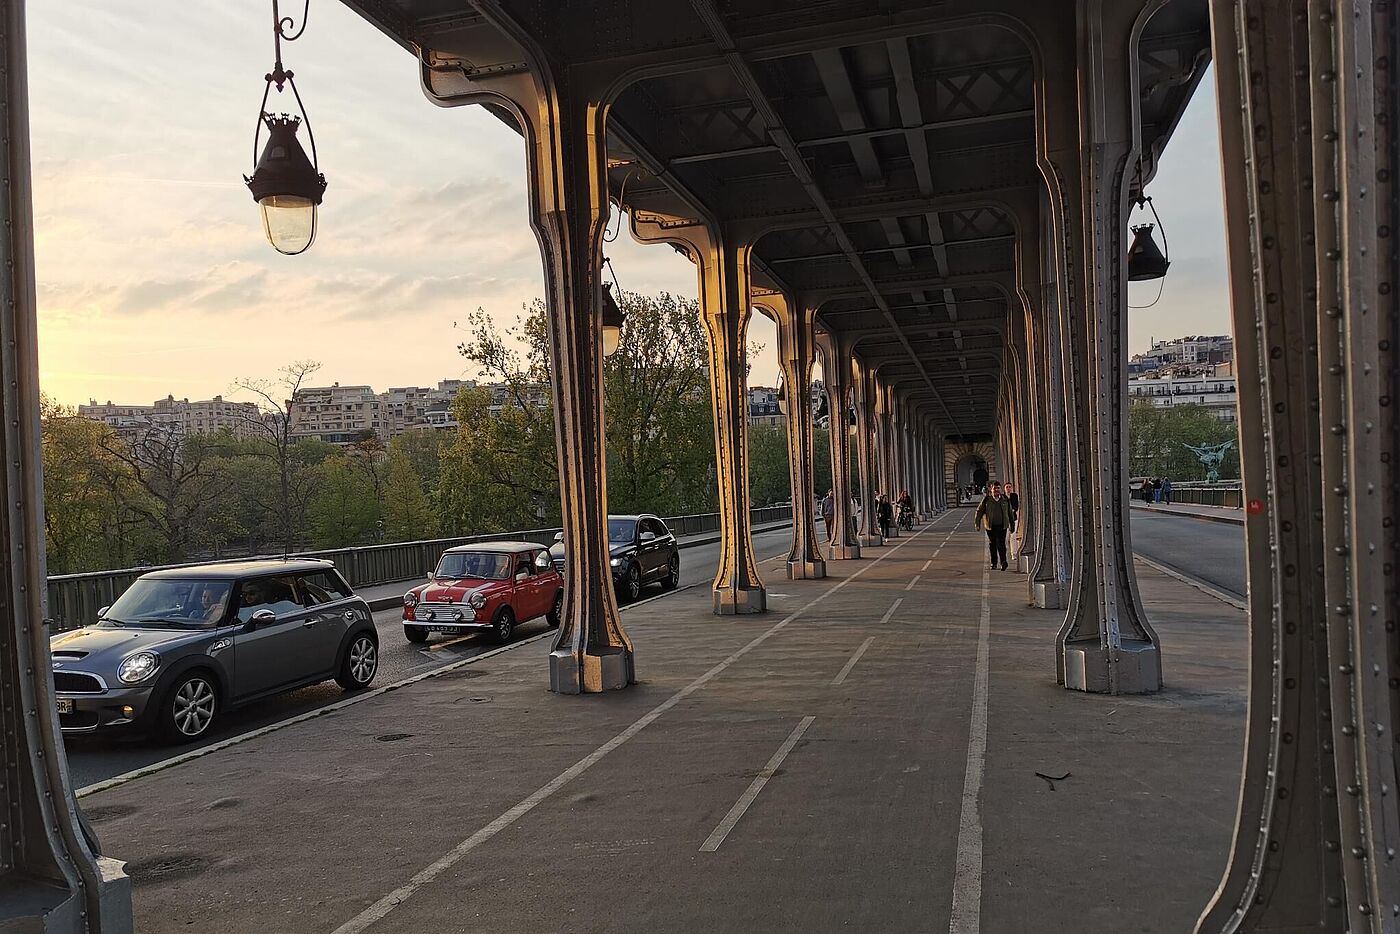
left=27, top=2, right=1229, bottom=407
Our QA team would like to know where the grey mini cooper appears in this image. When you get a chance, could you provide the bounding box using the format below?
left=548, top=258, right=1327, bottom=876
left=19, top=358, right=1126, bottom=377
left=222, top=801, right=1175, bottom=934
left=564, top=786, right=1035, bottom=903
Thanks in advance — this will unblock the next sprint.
left=49, top=559, right=379, bottom=743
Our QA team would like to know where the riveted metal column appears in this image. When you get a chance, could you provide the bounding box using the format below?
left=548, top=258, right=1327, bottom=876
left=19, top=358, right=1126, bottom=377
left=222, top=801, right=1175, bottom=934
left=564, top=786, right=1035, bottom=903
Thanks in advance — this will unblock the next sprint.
left=1030, top=208, right=1072, bottom=610
left=875, top=381, right=899, bottom=537
left=0, top=2, right=132, bottom=927
left=1041, top=1, right=1160, bottom=694
left=1198, top=0, right=1400, bottom=928
left=816, top=330, right=861, bottom=560
left=765, top=293, right=825, bottom=580
left=699, top=234, right=767, bottom=614
left=852, top=356, right=883, bottom=547
left=517, top=77, right=638, bottom=691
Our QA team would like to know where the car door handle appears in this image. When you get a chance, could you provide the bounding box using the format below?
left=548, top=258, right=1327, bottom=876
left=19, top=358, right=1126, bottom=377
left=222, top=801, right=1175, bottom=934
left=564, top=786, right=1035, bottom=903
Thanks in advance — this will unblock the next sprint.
left=302, top=617, right=321, bottom=628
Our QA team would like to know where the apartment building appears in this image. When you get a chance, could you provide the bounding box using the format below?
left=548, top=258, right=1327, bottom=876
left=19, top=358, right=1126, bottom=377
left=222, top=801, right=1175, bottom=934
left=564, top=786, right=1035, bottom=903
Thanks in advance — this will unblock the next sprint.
left=1128, top=365, right=1239, bottom=422
left=78, top=395, right=263, bottom=439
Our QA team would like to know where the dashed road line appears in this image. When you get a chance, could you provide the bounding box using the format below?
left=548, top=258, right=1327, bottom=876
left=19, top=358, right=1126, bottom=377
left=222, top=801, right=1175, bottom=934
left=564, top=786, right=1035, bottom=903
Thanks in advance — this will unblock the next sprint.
left=700, top=716, right=816, bottom=851
left=877, top=598, right=903, bottom=624
left=905, top=575, right=921, bottom=591
left=831, top=637, right=875, bottom=686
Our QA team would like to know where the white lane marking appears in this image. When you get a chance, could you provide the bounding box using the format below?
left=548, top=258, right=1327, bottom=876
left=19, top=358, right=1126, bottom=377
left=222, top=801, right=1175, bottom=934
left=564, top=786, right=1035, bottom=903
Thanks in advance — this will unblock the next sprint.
left=905, top=575, right=921, bottom=591
left=700, top=716, right=816, bottom=852
left=331, top=525, right=935, bottom=934
left=831, top=638, right=875, bottom=686
left=922, top=559, right=932, bottom=571
left=878, top=598, right=903, bottom=625
left=948, top=568, right=991, bottom=934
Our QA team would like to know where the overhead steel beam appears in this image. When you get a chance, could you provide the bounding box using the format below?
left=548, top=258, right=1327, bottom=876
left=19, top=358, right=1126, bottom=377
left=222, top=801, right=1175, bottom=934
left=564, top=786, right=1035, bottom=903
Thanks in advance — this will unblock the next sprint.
left=688, top=0, right=965, bottom=437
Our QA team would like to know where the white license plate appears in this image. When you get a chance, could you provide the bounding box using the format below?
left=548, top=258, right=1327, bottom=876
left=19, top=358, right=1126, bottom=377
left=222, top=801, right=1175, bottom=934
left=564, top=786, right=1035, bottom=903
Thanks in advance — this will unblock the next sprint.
left=429, top=626, right=466, bottom=633
left=56, top=698, right=74, bottom=714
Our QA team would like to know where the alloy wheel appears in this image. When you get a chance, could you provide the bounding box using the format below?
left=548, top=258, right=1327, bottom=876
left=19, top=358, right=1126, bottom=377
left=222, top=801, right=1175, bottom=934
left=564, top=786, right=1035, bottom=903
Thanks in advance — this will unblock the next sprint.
left=349, top=636, right=377, bottom=684
left=173, top=678, right=216, bottom=737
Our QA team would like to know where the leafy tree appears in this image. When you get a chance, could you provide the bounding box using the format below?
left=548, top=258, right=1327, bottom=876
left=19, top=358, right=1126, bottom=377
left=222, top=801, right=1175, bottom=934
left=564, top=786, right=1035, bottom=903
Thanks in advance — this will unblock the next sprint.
left=231, top=360, right=325, bottom=551
left=307, top=452, right=380, bottom=547
left=40, top=397, right=155, bottom=572
left=1127, top=401, right=1240, bottom=480
left=384, top=444, right=436, bottom=540
left=97, top=425, right=233, bottom=564
left=746, top=425, right=790, bottom=507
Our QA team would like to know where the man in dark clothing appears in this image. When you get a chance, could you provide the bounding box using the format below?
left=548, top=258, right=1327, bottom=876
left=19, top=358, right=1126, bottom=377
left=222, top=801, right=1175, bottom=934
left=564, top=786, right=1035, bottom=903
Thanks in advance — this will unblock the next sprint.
left=877, top=494, right=894, bottom=539
left=974, top=482, right=1013, bottom=570
left=820, top=489, right=836, bottom=545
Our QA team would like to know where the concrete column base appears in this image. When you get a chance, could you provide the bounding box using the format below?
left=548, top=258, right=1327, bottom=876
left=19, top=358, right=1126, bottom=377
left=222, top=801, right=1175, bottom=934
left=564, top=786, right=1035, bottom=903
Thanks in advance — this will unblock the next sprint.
left=786, top=558, right=827, bottom=580
left=713, top=585, right=767, bottom=615
left=1062, top=639, right=1161, bottom=694
left=886, top=526, right=900, bottom=538
left=828, top=542, right=862, bottom=560
left=1017, top=552, right=1035, bottom=574
left=858, top=534, right=884, bottom=547
left=550, top=645, right=635, bottom=694
left=1033, top=581, right=1064, bottom=609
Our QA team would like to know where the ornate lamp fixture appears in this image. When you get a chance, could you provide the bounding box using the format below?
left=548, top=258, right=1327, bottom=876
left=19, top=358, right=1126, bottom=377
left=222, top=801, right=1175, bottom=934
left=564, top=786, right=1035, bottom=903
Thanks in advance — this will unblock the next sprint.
left=601, top=282, right=626, bottom=356
left=1126, top=172, right=1170, bottom=282
left=244, top=1, right=326, bottom=255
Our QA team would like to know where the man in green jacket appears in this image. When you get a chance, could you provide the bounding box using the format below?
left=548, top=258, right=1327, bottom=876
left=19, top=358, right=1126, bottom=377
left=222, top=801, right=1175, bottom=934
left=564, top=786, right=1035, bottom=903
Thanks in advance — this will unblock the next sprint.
left=974, top=482, right=1013, bottom=570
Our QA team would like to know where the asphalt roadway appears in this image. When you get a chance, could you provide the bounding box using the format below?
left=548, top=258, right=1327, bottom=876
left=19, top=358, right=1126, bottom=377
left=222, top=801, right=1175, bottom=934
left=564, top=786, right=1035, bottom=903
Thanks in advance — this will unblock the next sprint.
left=1128, top=508, right=1246, bottom=601
left=62, top=526, right=800, bottom=789
left=63, top=511, right=1243, bottom=789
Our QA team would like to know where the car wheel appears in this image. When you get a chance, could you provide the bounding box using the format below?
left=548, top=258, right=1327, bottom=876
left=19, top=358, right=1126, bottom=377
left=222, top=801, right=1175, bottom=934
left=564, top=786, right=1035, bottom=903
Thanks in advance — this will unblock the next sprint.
left=662, top=554, right=680, bottom=590
left=621, top=564, right=642, bottom=603
left=405, top=625, right=430, bottom=644
left=546, top=591, right=563, bottom=628
left=336, top=634, right=378, bottom=691
left=490, top=607, right=516, bottom=645
left=158, top=672, right=218, bottom=744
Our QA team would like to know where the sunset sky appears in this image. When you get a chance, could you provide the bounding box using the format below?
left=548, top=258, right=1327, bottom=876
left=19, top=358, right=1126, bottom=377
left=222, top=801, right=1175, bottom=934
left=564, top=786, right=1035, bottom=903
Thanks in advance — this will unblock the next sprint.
left=27, top=2, right=1230, bottom=408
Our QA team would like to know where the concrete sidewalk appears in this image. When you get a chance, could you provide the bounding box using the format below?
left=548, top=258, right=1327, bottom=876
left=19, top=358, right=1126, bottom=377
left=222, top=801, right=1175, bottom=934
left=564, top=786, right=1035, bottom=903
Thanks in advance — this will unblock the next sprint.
left=1131, top=501, right=1245, bottom=526
left=355, top=519, right=795, bottom=610
left=84, top=510, right=1246, bottom=934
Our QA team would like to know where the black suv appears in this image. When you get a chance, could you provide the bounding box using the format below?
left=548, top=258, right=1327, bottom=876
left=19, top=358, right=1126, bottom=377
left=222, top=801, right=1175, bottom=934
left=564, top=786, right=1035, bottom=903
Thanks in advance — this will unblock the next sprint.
left=550, top=514, right=680, bottom=602
left=49, top=559, right=379, bottom=743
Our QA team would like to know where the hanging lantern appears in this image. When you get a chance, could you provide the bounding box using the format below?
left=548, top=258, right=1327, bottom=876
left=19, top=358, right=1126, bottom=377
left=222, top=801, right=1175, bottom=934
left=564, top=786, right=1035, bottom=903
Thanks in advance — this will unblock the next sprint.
left=244, top=1, right=326, bottom=255
left=776, top=378, right=787, bottom=415
left=601, top=282, right=626, bottom=356
left=1127, top=223, right=1170, bottom=281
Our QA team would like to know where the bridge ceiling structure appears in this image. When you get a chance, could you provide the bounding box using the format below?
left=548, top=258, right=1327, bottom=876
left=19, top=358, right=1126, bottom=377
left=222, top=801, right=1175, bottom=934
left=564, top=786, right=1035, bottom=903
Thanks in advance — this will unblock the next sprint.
left=343, top=0, right=1210, bottom=441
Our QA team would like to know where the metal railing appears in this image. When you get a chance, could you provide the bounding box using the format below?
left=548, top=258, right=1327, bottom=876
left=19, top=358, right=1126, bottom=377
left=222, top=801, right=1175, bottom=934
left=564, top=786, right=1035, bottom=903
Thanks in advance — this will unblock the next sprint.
left=1162, top=486, right=1243, bottom=508
left=44, top=505, right=793, bottom=633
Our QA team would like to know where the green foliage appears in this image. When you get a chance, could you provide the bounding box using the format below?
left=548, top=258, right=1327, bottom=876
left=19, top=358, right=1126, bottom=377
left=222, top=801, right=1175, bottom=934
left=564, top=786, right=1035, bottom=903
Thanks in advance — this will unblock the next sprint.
left=746, top=425, right=790, bottom=507
left=383, top=440, right=437, bottom=540
left=1127, top=401, right=1240, bottom=480
left=307, top=453, right=381, bottom=547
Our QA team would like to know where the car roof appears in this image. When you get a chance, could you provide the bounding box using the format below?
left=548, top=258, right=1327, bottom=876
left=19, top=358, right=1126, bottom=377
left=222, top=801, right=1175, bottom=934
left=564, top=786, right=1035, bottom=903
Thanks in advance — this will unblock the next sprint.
left=442, top=541, right=544, bottom=555
left=140, top=559, right=338, bottom=580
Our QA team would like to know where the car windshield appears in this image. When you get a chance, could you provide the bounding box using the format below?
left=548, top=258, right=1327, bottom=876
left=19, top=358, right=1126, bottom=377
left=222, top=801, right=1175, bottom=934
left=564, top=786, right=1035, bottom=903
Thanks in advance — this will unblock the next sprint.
left=435, top=552, right=512, bottom=581
left=101, top=579, right=232, bottom=629
left=608, top=519, right=637, bottom=543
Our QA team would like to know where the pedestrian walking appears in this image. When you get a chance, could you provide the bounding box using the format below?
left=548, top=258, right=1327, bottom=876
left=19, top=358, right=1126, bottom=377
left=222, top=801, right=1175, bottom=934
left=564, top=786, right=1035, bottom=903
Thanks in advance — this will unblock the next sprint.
left=974, top=481, right=1013, bottom=570
left=877, top=494, right=894, bottom=539
left=1161, top=477, right=1173, bottom=504
left=1004, top=483, right=1019, bottom=532
left=820, top=488, right=836, bottom=544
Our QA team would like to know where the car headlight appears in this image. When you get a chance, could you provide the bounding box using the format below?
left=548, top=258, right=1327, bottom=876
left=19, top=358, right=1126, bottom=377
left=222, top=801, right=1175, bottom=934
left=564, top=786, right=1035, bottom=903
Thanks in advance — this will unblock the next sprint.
left=404, top=592, right=418, bottom=607
left=468, top=592, right=486, bottom=609
left=610, top=557, right=622, bottom=567
left=117, top=651, right=159, bottom=684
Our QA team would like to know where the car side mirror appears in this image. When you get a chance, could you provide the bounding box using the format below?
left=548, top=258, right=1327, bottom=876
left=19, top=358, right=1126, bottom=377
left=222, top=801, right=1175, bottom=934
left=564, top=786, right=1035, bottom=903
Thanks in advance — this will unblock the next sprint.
left=553, top=531, right=564, bottom=543
left=639, top=531, right=657, bottom=543
left=97, top=605, right=110, bottom=619
left=249, top=608, right=276, bottom=627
